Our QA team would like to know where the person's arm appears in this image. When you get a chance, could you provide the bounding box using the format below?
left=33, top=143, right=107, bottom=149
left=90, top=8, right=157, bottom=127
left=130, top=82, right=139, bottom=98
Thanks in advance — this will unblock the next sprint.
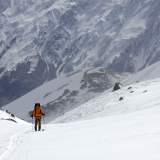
left=41, top=109, right=45, bottom=116
left=31, top=110, right=35, bottom=117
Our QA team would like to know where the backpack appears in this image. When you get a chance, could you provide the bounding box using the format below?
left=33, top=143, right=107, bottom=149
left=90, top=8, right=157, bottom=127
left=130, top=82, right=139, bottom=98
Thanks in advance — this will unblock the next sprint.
left=34, top=103, right=41, bottom=115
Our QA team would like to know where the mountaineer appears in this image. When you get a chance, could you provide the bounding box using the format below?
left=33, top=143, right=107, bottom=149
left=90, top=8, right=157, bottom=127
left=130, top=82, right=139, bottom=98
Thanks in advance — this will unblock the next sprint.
left=31, top=103, right=45, bottom=131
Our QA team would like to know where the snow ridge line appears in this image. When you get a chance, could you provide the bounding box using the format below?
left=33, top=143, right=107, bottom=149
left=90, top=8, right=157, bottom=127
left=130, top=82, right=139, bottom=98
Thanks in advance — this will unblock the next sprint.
left=0, top=128, right=30, bottom=160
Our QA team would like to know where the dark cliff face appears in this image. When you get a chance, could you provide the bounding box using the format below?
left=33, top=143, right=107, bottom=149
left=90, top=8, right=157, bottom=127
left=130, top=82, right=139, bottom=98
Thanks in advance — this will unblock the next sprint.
left=0, top=56, right=57, bottom=107
left=0, top=0, right=160, bottom=107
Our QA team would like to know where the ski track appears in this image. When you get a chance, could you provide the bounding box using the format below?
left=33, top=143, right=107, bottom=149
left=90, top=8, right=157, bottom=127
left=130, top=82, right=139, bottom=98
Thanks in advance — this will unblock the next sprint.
left=0, top=128, right=30, bottom=160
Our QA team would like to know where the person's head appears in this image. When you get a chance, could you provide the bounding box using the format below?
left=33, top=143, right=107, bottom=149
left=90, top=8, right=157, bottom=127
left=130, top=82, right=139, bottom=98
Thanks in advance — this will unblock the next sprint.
left=35, top=103, right=40, bottom=108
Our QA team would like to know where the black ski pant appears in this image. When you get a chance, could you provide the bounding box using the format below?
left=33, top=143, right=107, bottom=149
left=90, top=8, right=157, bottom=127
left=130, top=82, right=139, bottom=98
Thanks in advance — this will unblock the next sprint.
left=35, top=118, right=41, bottom=131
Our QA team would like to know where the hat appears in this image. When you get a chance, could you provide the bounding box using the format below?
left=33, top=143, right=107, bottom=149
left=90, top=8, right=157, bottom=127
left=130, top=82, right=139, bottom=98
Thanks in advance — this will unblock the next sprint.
left=35, top=103, right=40, bottom=106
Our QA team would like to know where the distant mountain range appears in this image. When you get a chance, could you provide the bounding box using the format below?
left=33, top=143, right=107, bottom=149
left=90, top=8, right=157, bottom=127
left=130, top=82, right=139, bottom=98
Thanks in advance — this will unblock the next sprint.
left=0, top=0, right=160, bottom=107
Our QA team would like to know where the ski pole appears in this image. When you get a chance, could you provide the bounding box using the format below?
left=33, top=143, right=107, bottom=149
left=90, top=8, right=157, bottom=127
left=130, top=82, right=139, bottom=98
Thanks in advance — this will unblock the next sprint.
left=43, top=116, right=46, bottom=130
left=32, top=117, right=33, bottom=132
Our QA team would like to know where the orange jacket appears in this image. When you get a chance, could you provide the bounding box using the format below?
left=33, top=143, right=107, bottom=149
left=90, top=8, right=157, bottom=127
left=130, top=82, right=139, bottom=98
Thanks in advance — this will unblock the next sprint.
left=31, top=107, right=44, bottom=119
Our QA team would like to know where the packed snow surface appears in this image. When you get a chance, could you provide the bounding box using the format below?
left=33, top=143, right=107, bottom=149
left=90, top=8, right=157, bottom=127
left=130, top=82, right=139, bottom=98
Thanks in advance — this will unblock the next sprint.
left=0, top=110, right=29, bottom=160
left=0, top=77, right=160, bottom=160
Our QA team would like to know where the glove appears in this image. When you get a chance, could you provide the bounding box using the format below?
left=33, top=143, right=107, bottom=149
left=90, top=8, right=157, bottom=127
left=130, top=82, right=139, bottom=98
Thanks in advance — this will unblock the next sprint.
left=42, top=113, right=45, bottom=116
left=31, top=115, right=33, bottom=118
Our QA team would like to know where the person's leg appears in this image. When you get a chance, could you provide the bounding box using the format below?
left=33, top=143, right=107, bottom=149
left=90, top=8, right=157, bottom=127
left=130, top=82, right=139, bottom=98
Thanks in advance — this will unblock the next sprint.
left=35, top=119, right=38, bottom=131
left=38, top=118, right=41, bottom=131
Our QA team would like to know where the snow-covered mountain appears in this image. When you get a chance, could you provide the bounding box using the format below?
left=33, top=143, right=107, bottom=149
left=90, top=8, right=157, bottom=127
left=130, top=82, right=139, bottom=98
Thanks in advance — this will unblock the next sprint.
left=2, top=67, right=129, bottom=123
left=49, top=60, right=160, bottom=123
left=51, top=76, right=160, bottom=123
left=0, top=108, right=27, bottom=124
left=3, top=58, right=160, bottom=123
left=122, top=60, right=160, bottom=85
left=1, top=0, right=160, bottom=107
left=1, top=73, right=160, bottom=160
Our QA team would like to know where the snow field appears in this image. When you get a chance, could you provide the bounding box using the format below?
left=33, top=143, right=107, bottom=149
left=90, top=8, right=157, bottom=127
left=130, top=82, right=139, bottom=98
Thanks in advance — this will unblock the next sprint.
left=0, top=110, right=30, bottom=160
left=2, top=106, right=160, bottom=160
left=51, top=78, right=160, bottom=123
left=0, top=78, right=160, bottom=160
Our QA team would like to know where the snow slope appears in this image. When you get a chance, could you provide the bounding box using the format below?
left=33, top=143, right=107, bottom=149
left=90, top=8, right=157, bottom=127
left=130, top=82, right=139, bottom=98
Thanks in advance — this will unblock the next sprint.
left=0, top=109, right=27, bottom=124
left=2, top=67, right=129, bottom=123
left=0, top=77, right=160, bottom=160
left=51, top=75, right=160, bottom=123
left=3, top=60, right=160, bottom=123
left=122, top=60, right=160, bottom=85
left=0, top=109, right=30, bottom=160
